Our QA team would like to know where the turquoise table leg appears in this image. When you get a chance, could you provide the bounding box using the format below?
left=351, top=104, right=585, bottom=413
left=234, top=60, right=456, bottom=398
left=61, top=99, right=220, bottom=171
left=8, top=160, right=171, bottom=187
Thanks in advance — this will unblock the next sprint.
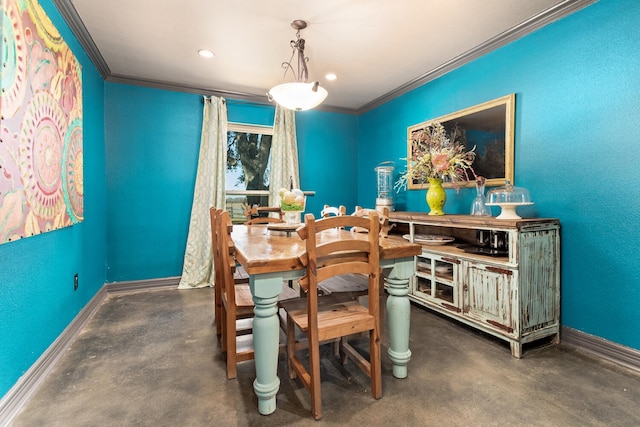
left=383, top=257, right=415, bottom=379
left=249, top=273, right=285, bottom=415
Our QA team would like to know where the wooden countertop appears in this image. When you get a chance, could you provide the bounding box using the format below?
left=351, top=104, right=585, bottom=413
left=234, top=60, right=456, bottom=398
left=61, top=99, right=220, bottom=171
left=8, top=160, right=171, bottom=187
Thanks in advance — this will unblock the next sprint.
left=389, top=212, right=559, bottom=229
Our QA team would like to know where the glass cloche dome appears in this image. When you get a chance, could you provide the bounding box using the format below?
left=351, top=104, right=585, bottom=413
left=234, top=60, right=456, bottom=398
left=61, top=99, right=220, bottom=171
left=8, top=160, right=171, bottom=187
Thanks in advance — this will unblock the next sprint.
left=486, top=181, right=534, bottom=219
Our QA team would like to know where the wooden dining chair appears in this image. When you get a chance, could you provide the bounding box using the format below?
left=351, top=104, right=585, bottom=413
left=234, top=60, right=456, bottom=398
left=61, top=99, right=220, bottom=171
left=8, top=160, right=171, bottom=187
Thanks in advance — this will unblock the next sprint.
left=280, top=211, right=382, bottom=420
left=316, top=204, right=368, bottom=298
left=243, top=205, right=284, bottom=225
left=351, top=206, right=393, bottom=237
left=212, top=208, right=299, bottom=379
left=211, top=208, right=256, bottom=379
left=320, top=204, right=346, bottom=218
left=349, top=206, right=393, bottom=326
left=210, top=207, right=249, bottom=339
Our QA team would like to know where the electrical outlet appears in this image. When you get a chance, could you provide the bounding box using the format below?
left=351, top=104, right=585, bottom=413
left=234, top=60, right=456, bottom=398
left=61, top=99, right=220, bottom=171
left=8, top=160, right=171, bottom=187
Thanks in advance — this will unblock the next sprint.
left=74, top=273, right=78, bottom=291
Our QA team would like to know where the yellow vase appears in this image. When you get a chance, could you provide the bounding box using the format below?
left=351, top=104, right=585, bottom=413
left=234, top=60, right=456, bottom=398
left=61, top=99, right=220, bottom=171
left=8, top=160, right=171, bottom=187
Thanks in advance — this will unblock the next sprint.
left=426, top=178, right=446, bottom=215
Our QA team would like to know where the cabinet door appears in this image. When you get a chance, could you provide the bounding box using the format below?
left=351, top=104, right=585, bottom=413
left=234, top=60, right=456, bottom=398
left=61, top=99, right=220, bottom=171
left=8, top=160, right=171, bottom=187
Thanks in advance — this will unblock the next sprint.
left=463, top=263, right=516, bottom=334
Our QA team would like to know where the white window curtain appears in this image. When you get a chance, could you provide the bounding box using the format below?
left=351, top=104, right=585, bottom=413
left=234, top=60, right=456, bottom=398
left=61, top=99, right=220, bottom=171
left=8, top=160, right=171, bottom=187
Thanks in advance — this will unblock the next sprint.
left=178, top=96, right=227, bottom=289
left=269, top=105, right=300, bottom=206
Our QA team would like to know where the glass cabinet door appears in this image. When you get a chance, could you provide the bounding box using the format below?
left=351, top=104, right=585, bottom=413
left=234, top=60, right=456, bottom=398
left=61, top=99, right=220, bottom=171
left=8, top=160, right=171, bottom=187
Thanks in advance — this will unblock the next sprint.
left=414, top=253, right=460, bottom=312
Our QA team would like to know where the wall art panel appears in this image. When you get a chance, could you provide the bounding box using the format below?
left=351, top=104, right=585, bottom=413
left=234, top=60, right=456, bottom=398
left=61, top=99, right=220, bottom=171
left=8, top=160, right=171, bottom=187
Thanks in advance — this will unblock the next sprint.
left=0, top=0, right=83, bottom=244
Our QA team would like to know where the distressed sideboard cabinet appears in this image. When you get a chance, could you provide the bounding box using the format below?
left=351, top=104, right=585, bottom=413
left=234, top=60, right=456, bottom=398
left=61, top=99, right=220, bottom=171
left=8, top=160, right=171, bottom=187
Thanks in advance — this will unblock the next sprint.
left=388, top=212, right=560, bottom=358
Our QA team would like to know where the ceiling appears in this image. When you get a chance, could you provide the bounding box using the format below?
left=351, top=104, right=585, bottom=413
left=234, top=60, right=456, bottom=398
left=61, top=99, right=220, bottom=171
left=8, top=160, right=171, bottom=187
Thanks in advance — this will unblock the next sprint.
left=55, top=0, right=594, bottom=114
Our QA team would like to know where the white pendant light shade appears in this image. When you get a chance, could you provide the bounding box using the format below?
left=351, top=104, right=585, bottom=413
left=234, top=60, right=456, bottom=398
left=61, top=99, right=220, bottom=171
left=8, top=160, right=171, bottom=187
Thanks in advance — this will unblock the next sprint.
left=268, top=82, right=328, bottom=111
left=268, top=20, right=328, bottom=111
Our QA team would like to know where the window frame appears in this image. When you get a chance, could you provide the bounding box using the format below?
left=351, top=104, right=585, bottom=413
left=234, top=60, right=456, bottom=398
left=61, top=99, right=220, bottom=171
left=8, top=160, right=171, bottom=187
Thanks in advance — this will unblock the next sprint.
left=225, top=122, right=275, bottom=222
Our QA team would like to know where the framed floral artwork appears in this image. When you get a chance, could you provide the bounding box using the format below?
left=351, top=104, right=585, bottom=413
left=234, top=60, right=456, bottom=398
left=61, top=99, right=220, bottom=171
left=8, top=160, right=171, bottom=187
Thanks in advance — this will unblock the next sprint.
left=407, top=94, right=515, bottom=190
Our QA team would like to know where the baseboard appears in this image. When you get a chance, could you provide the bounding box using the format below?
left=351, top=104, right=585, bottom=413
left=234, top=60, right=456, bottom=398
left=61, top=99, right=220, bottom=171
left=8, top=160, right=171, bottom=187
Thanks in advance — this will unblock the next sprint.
left=0, top=286, right=108, bottom=426
left=105, top=276, right=181, bottom=294
left=0, top=276, right=182, bottom=426
left=562, top=326, right=640, bottom=374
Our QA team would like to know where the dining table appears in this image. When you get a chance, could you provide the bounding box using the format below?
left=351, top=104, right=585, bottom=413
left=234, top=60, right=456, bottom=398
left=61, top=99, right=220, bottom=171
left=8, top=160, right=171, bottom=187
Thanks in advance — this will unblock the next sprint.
left=231, top=223, right=422, bottom=415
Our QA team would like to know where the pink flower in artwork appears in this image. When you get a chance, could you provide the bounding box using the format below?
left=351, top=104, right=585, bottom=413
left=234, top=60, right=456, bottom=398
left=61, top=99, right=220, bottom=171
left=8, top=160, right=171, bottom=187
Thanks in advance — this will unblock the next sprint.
left=60, top=74, right=77, bottom=113
left=431, top=153, right=450, bottom=173
left=29, top=41, right=57, bottom=93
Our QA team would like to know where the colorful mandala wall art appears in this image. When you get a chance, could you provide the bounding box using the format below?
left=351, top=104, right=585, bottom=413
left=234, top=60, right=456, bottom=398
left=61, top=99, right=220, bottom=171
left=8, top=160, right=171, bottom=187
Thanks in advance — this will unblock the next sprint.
left=1, top=0, right=83, bottom=244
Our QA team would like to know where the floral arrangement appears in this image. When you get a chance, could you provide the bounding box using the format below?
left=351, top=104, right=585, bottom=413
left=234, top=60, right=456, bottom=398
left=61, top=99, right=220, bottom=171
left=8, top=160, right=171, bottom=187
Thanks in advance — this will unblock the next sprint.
left=279, top=187, right=306, bottom=211
left=396, top=121, right=476, bottom=190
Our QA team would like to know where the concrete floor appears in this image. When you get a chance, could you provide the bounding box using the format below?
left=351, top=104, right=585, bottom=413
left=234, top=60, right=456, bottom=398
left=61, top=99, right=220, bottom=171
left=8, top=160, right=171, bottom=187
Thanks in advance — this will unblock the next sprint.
left=10, top=287, right=640, bottom=426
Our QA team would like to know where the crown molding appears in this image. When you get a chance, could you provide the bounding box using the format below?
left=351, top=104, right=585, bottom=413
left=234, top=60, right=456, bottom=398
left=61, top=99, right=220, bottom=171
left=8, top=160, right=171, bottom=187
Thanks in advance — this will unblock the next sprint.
left=105, top=74, right=358, bottom=115
left=52, top=0, right=110, bottom=77
left=54, top=0, right=596, bottom=115
left=358, top=0, right=598, bottom=113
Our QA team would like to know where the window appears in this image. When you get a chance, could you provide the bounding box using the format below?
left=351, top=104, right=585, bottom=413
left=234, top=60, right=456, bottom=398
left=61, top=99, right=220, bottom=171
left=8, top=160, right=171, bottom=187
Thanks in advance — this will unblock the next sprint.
left=225, top=123, right=273, bottom=222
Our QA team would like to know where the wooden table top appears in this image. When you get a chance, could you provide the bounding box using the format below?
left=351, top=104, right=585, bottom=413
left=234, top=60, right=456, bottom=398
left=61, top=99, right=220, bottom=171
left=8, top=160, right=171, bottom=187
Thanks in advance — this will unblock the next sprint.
left=231, top=224, right=422, bottom=275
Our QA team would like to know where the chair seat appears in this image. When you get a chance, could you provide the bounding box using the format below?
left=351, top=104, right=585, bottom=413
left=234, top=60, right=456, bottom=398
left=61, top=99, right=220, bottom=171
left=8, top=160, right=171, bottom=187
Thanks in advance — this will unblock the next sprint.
left=233, top=265, right=249, bottom=283
left=223, top=285, right=254, bottom=318
left=225, top=282, right=300, bottom=315
left=278, top=284, right=301, bottom=302
left=318, top=273, right=368, bottom=296
left=281, top=296, right=375, bottom=342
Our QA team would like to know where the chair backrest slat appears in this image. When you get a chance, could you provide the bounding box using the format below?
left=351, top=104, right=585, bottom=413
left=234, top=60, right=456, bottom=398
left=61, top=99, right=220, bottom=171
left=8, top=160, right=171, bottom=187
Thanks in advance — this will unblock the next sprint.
left=315, top=240, right=371, bottom=259
left=351, top=206, right=393, bottom=237
left=244, top=206, right=284, bottom=225
left=296, top=213, right=380, bottom=307
left=320, top=204, right=346, bottom=218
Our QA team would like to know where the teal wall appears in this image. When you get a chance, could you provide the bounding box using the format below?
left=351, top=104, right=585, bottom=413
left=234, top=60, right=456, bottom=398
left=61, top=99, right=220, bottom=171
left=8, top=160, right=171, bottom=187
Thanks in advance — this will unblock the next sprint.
left=104, top=88, right=358, bottom=282
left=296, top=110, right=359, bottom=215
left=3, top=0, right=639, bottom=403
left=358, top=0, right=640, bottom=350
left=104, top=85, right=202, bottom=282
left=0, top=0, right=107, bottom=397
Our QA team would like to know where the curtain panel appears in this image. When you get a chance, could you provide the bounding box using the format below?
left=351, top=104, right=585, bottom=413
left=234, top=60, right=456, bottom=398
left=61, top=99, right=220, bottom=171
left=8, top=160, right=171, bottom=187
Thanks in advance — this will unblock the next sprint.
left=178, top=97, right=227, bottom=289
left=269, top=106, right=300, bottom=206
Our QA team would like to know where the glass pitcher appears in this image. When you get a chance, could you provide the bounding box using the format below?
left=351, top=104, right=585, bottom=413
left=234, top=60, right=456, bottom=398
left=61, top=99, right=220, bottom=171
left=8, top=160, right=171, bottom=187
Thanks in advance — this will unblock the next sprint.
left=470, top=176, right=492, bottom=216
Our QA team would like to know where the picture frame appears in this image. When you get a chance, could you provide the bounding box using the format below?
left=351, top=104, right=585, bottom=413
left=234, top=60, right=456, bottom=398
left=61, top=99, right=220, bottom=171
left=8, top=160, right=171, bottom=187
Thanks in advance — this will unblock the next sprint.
left=407, top=94, right=515, bottom=189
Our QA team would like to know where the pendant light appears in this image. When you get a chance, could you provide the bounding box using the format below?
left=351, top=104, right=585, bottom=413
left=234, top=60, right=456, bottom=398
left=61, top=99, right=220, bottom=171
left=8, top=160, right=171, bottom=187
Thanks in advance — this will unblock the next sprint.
left=268, top=20, right=328, bottom=111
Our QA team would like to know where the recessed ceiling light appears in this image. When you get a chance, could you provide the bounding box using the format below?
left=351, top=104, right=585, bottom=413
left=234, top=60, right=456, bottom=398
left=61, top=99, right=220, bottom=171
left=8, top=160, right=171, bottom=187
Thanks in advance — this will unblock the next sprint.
left=325, top=73, right=337, bottom=81
left=198, top=49, right=215, bottom=59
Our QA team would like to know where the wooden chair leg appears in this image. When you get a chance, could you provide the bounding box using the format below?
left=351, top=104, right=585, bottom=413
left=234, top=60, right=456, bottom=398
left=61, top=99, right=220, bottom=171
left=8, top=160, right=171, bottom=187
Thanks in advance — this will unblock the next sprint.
left=339, top=337, right=348, bottom=365
left=286, top=315, right=297, bottom=380
left=371, top=274, right=383, bottom=399
left=309, top=335, right=323, bottom=421
left=214, top=283, right=222, bottom=337
left=220, top=301, right=227, bottom=353
left=331, top=339, right=340, bottom=359
left=226, top=305, right=237, bottom=380
left=370, top=329, right=382, bottom=399
left=379, top=275, right=385, bottom=341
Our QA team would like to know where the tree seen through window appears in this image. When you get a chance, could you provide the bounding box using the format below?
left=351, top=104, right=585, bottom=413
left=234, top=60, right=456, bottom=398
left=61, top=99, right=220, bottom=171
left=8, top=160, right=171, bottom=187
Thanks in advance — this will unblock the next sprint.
left=225, top=124, right=273, bottom=221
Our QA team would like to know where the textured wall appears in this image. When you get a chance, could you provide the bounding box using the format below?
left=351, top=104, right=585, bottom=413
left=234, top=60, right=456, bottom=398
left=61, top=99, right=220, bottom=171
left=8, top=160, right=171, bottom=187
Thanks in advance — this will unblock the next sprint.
left=104, top=88, right=358, bottom=282
left=0, top=0, right=107, bottom=398
left=358, top=0, right=640, bottom=350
